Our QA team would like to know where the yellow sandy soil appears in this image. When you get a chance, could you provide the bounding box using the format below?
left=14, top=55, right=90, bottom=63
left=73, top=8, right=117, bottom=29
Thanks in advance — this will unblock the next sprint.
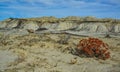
left=0, top=34, right=120, bottom=72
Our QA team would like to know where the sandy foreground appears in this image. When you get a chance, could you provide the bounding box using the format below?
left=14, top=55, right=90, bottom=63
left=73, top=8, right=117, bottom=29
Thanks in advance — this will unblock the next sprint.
left=0, top=33, right=120, bottom=72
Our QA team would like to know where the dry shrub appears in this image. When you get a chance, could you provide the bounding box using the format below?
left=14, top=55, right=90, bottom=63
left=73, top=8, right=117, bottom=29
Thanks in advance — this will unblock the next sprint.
left=77, top=38, right=110, bottom=60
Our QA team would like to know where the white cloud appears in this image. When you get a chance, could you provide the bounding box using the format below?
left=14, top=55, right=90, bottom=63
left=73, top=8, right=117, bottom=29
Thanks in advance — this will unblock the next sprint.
left=0, top=0, right=113, bottom=8
left=0, top=0, right=114, bottom=14
left=23, top=0, right=55, bottom=5
left=0, top=0, right=119, bottom=18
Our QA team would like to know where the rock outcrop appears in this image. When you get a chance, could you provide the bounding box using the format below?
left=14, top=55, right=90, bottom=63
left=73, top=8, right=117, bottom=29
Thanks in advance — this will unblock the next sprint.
left=23, top=21, right=39, bottom=31
left=0, top=18, right=120, bottom=37
left=111, top=25, right=120, bottom=33
left=75, top=23, right=108, bottom=33
left=55, top=22, right=77, bottom=31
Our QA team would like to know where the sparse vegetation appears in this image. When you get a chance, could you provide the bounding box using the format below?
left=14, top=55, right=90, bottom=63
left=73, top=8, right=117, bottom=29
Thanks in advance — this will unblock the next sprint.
left=8, top=16, right=119, bottom=24
left=0, top=33, right=120, bottom=72
left=0, top=16, right=120, bottom=72
left=77, top=38, right=110, bottom=60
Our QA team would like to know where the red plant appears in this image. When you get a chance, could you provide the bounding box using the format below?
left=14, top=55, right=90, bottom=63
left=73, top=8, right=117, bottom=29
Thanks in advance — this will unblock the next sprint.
left=77, top=38, right=110, bottom=60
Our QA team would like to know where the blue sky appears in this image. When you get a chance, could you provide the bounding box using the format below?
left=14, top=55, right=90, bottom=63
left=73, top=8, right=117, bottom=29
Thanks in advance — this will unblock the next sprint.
left=0, top=0, right=120, bottom=20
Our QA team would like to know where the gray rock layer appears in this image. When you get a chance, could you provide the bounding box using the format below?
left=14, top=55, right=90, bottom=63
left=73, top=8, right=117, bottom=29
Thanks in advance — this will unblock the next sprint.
left=0, top=19, right=120, bottom=35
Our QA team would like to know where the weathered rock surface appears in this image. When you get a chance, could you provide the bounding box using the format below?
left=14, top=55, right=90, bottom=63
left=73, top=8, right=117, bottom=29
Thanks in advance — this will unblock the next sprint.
left=75, top=23, right=108, bottom=33
left=111, top=25, right=120, bottom=33
left=0, top=18, right=120, bottom=37
left=23, top=21, right=39, bottom=31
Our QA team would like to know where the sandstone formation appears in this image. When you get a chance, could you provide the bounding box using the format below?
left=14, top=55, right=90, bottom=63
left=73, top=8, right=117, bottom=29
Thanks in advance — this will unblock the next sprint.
left=0, top=17, right=120, bottom=37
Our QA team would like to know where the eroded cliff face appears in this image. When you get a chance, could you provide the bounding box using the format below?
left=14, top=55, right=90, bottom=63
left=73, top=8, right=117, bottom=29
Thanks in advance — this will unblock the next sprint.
left=0, top=18, right=120, bottom=37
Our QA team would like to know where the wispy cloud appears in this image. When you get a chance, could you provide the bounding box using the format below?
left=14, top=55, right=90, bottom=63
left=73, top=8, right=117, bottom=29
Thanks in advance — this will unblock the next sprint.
left=0, top=0, right=120, bottom=20
left=0, top=0, right=114, bottom=10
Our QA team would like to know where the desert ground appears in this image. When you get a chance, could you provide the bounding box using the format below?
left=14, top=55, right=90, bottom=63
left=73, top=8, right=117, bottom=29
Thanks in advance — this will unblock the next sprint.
left=0, top=33, right=120, bottom=72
